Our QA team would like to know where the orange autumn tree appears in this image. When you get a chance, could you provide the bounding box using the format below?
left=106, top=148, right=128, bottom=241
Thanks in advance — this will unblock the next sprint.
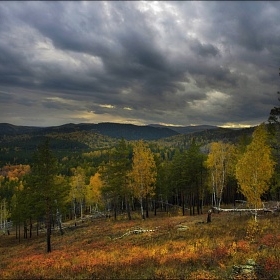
left=129, top=140, right=157, bottom=219
left=236, top=124, right=275, bottom=221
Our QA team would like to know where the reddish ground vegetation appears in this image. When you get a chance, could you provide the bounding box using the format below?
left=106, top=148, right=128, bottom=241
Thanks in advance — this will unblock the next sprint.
left=0, top=212, right=279, bottom=279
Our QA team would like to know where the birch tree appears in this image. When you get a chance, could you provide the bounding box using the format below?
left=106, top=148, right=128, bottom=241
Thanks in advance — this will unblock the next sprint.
left=206, top=141, right=236, bottom=208
left=69, top=167, right=86, bottom=222
left=86, top=172, right=104, bottom=213
left=129, top=140, right=157, bottom=219
left=236, top=124, right=275, bottom=221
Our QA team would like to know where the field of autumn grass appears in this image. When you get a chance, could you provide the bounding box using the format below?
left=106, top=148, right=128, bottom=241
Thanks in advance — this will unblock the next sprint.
left=1, top=211, right=280, bottom=279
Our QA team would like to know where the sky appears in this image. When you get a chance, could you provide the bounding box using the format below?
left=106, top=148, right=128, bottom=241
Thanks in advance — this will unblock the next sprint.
left=0, top=1, right=280, bottom=128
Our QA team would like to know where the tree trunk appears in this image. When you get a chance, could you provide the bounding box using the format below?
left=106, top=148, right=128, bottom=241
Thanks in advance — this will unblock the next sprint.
left=114, top=198, right=117, bottom=220
left=126, top=197, right=131, bottom=220
left=165, top=198, right=169, bottom=213
left=182, top=192, right=185, bottom=216
left=73, top=199, right=77, bottom=226
left=189, top=194, right=192, bottom=216
left=46, top=200, right=52, bottom=253
left=52, top=214, right=55, bottom=229
left=47, top=223, right=51, bottom=253
left=46, top=219, right=51, bottom=252
left=24, top=221, right=27, bottom=239
left=80, top=199, right=83, bottom=219
left=140, top=197, right=145, bottom=219
left=192, top=199, right=195, bottom=216
left=145, top=196, right=149, bottom=218
left=18, top=222, right=21, bottom=243
left=29, top=217, right=32, bottom=238
left=36, top=219, right=39, bottom=236
left=57, top=209, right=64, bottom=235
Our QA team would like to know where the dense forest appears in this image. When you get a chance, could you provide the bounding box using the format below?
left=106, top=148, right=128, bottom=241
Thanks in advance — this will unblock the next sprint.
left=0, top=94, right=279, bottom=255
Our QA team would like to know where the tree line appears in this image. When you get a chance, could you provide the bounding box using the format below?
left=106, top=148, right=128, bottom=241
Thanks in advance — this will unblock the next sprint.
left=0, top=94, right=279, bottom=252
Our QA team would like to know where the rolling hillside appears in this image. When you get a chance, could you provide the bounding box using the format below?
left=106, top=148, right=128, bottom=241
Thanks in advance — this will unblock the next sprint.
left=0, top=122, right=254, bottom=166
left=0, top=122, right=179, bottom=140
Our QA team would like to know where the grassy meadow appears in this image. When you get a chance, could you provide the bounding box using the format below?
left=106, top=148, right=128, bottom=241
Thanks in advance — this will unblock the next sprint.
left=0, top=211, right=280, bottom=279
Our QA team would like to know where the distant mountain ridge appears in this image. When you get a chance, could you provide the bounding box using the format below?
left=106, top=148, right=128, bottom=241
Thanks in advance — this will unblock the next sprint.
left=0, top=122, right=223, bottom=139
left=0, top=122, right=255, bottom=166
left=148, top=124, right=217, bottom=134
left=0, top=122, right=180, bottom=141
left=0, top=122, right=253, bottom=142
left=0, top=123, right=44, bottom=135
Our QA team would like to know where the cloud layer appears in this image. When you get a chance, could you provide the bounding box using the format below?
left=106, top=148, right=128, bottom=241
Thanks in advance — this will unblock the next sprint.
left=0, top=1, right=279, bottom=127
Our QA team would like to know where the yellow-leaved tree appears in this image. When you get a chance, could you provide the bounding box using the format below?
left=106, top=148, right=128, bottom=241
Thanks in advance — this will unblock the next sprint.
left=69, top=167, right=86, bottom=223
left=206, top=141, right=237, bottom=208
left=129, top=140, right=157, bottom=219
left=236, top=123, right=275, bottom=221
left=86, top=172, right=104, bottom=213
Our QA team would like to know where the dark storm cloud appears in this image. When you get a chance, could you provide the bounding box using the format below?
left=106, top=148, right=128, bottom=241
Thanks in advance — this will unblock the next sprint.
left=189, top=39, right=220, bottom=58
left=0, top=1, right=279, bottom=127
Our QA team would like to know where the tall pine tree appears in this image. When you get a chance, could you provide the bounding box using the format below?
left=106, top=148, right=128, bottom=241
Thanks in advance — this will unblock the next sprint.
left=28, top=139, right=68, bottom=252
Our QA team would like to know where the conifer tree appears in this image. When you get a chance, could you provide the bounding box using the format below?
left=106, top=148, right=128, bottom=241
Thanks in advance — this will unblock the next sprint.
left=27, top=139, right=68, bottom=252
left=100, top=139, right=132, bottom=219
left=185, top=139, right=207, bottom=215
left=268, top=91, right=280, bottom=199
left=169, top=150, right=187, bottom=210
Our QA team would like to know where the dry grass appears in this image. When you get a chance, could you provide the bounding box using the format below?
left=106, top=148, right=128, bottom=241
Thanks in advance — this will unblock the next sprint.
left=0, top=211, right=280, bottom=279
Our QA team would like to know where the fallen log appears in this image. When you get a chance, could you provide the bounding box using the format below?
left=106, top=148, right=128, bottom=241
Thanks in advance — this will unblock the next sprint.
left=113, top=227, right=157, bottom=240
left=212, top=207, right=274, bottom=213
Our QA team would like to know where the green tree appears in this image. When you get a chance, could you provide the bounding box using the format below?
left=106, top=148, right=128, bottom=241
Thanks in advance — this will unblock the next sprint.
left=100, top=139, right=132, bottom=220
left=27, top=139, right=68, bottom=252
left=268, top=91, right=280, bottom=199
left=268, top=91, right=280, bottom=125
left=169, top=141, right=207, bottom=216
left=236, top=124, right=275, bottom=221
left=154, top=154, right=173, bottom=215
left=185, top=139, right=207, bottom=215
left=129, top=140, right=157, bottom=219
left=13, top=180, right=34, bottom=240
left=169, top=149, right=187, bottom=211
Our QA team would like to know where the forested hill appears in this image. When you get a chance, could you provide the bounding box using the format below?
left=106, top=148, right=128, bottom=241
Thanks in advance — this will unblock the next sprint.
left=0, top=122, right=256, bottom=166
left=0, top=122, right=179, bottom=140
left=155, top=126, right=255, bottom=148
